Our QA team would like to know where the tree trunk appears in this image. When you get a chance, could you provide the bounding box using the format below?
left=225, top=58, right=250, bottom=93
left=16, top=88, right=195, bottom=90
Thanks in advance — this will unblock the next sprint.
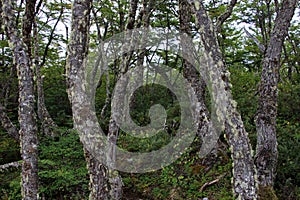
left=179, top=0, right=221, bottom=165
left=255, top=0, right=297, bottom=198
left=2, top=0, right=38, bottom=199
left=33, top=9, right=62, bottom=137
left=84, top=148, right=110, bottom=200
left=106, top=0, right=141, bottom=198
left=190, top=1, right=257, bottom=199
left=66, top=0, right=111, bottom=199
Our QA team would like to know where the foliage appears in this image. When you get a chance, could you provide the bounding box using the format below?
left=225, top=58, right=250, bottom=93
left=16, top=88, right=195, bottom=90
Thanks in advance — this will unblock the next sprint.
left=121, top=138, right=233, bottom=199
left=0, top=130, right=21, bottom=200
left=229, top=67, right=260, bottom=145
left=38, top=130, right=89, bottom=199
left=0, top=0, right=299, bottom=199
left=275, top=120, right=300, bottom=200
left=0, top=130, right=89, bottom=199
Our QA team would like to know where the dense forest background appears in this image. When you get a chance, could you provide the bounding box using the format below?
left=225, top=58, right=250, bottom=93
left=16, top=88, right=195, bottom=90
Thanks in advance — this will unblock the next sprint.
left=0, top=0, right=299, bottom=199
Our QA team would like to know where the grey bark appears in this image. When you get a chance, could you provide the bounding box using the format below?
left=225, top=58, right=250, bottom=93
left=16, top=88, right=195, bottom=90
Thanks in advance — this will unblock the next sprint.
left=244, top=27, right=266, bottom=53
left=189, top=1, right=257, bottom=199
left=2, top=0, right=39, bottom=199
left=22, top=0, right=36, bottom=60
left=179, top=0, right=220, bottom=165
left=255, top=0, right=297, bottom=191
left=66, top=0, right=111, bottom=199
left=0, top=161, right=22, bottom=172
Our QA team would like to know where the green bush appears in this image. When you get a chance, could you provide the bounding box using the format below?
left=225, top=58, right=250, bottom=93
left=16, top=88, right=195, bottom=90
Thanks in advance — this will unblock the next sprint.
left=38, top=130, right=89, bottom=199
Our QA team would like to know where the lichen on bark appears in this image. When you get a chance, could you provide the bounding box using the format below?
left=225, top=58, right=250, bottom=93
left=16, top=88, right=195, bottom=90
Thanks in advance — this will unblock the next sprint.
left=2, top=0, right=38, bottom=199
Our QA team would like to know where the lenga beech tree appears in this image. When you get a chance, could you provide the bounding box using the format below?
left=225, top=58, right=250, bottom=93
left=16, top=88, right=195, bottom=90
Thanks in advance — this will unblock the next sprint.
left=255, top=0, right=297, bottom=198
left=188, top=0, right=297, bottom=199
left=2, top=0, right=38, bottom=199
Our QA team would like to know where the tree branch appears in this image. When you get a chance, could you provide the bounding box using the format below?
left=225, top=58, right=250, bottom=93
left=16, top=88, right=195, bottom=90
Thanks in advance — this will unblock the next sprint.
left=200, top=173, right=226, bottom=192
left=0, top=161, right=22, bottom=172
left=216, top=0, right=237, bottom=33
left=244, top=27, right=266, bottom=53
left=39, top=5, right=64, bottom=68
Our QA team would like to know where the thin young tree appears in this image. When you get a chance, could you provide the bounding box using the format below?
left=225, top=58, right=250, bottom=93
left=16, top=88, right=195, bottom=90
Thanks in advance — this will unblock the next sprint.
left=2, top=0, right=38, bottom=199
left=255, top=0, right=297, bottom=197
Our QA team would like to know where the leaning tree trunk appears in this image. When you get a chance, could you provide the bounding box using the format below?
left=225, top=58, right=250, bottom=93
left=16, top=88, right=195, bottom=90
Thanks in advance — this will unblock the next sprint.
left=179, top=0, right=218, bottom=165
left=255, top=0, right=297, bottom=198
left=189, top=1, right=257, bottom=199
left=2, top=0, right=38, bottom=199
left=66, top=0, right=111, bottom=199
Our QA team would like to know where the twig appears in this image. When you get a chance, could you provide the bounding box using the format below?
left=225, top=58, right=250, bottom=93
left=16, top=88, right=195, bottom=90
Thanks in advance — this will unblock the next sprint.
left=200, top=173, right=226, bottom=192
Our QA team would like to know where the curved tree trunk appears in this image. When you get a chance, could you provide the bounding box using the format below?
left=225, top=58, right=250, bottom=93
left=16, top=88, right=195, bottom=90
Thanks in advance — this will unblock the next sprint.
left=106, top=0, right=142, bottom=199
left=179, top=0, right=222, bottom=167
left=255, top=0, right=297, bottom=198
left=66, top=0, right=111, bottom=199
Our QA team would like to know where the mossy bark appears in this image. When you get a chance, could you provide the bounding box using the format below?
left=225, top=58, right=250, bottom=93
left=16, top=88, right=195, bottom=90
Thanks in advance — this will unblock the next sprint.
left=255, top=0, right=297, bottom=197
left=66, top=0, right=111, bottom=199
left=179, top=0, right=221, bottom=166
left=2, top=0, right=38, bottom=199
left=190, top=1, right=257, bottom=199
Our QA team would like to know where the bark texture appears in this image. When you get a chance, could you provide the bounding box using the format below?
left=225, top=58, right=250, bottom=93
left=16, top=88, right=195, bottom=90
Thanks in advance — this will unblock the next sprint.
left=179, top=0, right=221, bottom=166
left=66, top=0, right=110, bottom=199
left=22, top=0, right=37, bottom=59
left=2, top=0, right=38, bottom=199
left=190, top=0, right=257, bottom=199
left=255, top=0, right=297, bottom=197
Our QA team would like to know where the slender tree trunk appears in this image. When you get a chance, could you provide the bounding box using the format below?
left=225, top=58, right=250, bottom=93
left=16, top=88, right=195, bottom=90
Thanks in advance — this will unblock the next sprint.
left=66, top=0, right=112, bottom=199
left=255, top=0, right=297, bottom=198
left=179, top=0, right=206, bottom=134
left=33, top=16, right=59, bottom=137
left=189, top=1, right=257, bottom=199
left=2, top=0, right=38, bottom=199
left=22, top=0, right=36, bottom=60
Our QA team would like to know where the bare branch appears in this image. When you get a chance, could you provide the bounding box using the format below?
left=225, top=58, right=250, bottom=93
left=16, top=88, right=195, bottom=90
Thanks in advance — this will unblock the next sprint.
left=244, top=27, right=266, bottom=52
left=216, top=0, right=237, bottom=33
left=200, top=173, right=226, bottom=192
left=39, top=5, right=64, bottom=68
left=0, top=161, right=22, bottom=172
